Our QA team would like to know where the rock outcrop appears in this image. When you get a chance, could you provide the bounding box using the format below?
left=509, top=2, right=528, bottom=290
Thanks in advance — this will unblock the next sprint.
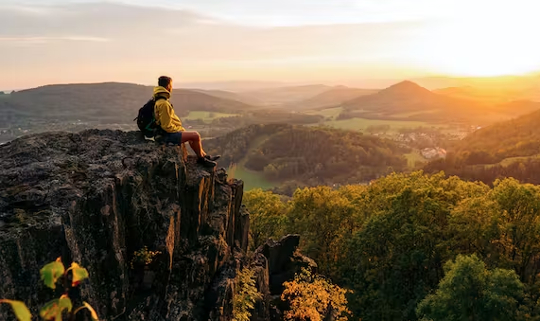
left=0, top=130, right=314, bottom=321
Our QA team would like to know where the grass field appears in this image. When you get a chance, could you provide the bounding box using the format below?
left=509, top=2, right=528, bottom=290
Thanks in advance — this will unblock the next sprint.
left=228, top=165, right=278, bottom=191
left=225, top=133, right=278, bottom=191
left=482, top=154, right=540, bottom=168
left=185, top=111, right=237, bottom=123
left=306, top=107, right=430, bottom=132
left=306, top=107, right=343, bottom=119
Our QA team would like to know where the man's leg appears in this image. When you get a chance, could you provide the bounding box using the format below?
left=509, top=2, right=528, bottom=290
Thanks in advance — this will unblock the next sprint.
left=181, top=131, right=206, bottom=158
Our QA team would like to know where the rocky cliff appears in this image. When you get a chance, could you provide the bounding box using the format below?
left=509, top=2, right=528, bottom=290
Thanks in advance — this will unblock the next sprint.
left=0, top=130, right=315, bottom=321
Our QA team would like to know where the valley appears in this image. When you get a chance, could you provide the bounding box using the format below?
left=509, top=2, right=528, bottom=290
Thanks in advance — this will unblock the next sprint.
left=1, top=80, right=539, bottom=192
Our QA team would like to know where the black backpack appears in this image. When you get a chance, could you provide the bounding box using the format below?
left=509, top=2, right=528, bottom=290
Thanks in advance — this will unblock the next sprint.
left=135, top=97, right=166, bottom=137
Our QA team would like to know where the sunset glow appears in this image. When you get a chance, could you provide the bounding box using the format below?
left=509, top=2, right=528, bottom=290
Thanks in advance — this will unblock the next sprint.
left=0, top=0, right=539, bottom=88
left=409, top=1, right=540, bottom=77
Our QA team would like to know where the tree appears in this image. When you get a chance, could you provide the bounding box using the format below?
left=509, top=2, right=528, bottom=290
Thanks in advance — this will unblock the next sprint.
left=339, top=172, right=489, bottom=320
left=417, top=254, right=524, bottom=321
left=281, top=269, right=350, bottom=321
left=287, top=186, right=356, bottom=277
left=243, top=188, right=287, bottom=250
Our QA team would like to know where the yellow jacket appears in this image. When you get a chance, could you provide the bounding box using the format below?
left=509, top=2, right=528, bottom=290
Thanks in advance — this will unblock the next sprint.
left=153, top=86, right=185, bottom=133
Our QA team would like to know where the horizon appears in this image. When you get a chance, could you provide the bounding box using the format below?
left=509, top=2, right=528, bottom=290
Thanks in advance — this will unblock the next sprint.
left=3, top=70, right=540, bottom=93
left=2, top=0, right=540, bottom=89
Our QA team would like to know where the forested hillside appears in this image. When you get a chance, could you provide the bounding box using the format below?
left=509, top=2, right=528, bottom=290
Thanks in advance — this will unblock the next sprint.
left=204, top=124, right=409, bottom=189
left=8, top=82, right=252, bottom=122
left=425, top=109, right=540, bottom=184
left=452, top=109, right=540, bottom=162
left=245, top=172, right=540, bottom=320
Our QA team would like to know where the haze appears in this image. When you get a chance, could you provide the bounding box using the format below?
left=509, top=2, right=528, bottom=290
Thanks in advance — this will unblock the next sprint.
left=1, top=0, right=539, bottom=89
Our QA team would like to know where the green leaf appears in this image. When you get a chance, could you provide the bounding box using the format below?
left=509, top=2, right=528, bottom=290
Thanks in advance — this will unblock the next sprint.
left=0, top=299, right=32, bottom=321
left=40, top=299, right=60, bottom=321
left=69, top=263, right=89, bottom=287
left=40, top=257, right=65, bottom=289
left=40, top=295, right=72, bottom=321
left=59, top=295, right=73, bottom=313
left=82, top=301, right=99, bottom=320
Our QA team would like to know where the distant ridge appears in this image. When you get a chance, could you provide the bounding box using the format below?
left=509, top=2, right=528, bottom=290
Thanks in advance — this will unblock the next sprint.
left=291, top=86, right=379, bottom=110
left=1, top=82, right=255, bottom=128
left=340, top=81, right=540, bottom=122
left=240, top=84, right=332, bottom=105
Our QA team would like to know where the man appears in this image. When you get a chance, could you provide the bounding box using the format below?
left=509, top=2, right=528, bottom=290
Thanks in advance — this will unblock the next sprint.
left=154, top=76, right=219, bottom=167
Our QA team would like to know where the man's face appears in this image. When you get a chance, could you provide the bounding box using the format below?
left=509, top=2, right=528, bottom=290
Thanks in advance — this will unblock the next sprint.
left=167, top=81, right=173, bottom=92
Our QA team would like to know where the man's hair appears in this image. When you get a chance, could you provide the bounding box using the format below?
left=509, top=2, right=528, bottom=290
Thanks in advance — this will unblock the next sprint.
left=158, top=76, right=172, bottom=88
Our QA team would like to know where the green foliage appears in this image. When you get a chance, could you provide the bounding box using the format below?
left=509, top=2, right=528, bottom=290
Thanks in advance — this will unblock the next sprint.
left=205, top=124, right=408, bottom=189
left=40, top=258, right=65, bottom=290
left=425, top=109, right=540, bottom=185
left=131, top=246, right=161, bottom=268
left=281, top=269, right=350, bottom=321
left=248, top=171, right=540, bottom=320
left=1, top=258, right=97, bottom=321
left=243, top=188, right=287, bottom=249
left=39, top=295, right=72, bottom=321
left=0, top=300, right=32, bottom=321
left=287, top=186, right=360, bottom=277
left=232, top=267, right=262, bottom=321
left=417, top=254, right=524, bottom=321
left=69, top=263, right=89, bottom=287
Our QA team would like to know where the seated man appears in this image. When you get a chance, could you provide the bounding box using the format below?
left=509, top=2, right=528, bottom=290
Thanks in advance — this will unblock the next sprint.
left=154, top=76, right=219, bottom=167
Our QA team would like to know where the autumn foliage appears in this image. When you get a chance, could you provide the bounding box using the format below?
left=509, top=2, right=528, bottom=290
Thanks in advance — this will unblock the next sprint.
left=281, top=269, right=350, bottom=321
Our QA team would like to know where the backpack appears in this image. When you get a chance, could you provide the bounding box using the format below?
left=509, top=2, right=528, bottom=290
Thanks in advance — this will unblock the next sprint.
left=134, top=97, right=166, bottom=137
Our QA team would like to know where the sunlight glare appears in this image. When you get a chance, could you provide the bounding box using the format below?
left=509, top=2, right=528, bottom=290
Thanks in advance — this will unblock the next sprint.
left=409, top=0, right=540, bottom=76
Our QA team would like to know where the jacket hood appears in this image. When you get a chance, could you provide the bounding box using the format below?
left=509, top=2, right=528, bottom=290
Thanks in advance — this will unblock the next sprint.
left=153, top=86, right=171, bottom=99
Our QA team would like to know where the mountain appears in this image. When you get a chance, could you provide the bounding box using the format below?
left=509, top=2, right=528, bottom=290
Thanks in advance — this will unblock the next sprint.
left=434, top=86, right=524, bottom=103
left=415, top=73, right=540, bottom=101
left=424, top=108, right=540, bottom=185
left=178, top=80, right=290, bottom=91
left=341, top=81, right=477, bottom=119
left=190, top=89, right=265, bottom=106
left=340, top=81, right=540, bottom=123
left=1, top=82, right=253, bottom=126
left=451, top=108, right=540, bottom=162
left=290, top=86, right=379, bottom=110
left=241, top=84, right=333, bottom=106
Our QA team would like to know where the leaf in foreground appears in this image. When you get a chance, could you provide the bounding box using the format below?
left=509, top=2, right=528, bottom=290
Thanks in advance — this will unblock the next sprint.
left=40, top=257, right=65, bottom=289
left=0, top=299, right=32, bottom=321
left=69, top=262, right=89, bottom=287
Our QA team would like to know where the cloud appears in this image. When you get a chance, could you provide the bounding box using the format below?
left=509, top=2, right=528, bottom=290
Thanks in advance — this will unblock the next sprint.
left=0, top=2, right=221, bottom=39
left=0, top=36, right=110, bottom=45
left=0, top=1, right=432, bottom=88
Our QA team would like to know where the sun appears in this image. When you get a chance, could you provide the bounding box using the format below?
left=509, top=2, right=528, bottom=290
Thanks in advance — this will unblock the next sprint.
left=409, top=1, right=540, bottom=77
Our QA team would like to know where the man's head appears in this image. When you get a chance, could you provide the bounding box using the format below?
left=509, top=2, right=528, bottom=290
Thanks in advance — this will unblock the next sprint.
left=158, top=76, right=173, bottom=92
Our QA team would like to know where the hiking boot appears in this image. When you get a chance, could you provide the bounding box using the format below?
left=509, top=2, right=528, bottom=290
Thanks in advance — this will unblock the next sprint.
left=197, top=157, right=217, bottom=168
left=205, top=154, right=221, bottom=161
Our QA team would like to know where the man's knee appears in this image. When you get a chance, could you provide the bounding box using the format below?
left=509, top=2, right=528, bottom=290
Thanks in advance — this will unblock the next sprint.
left=191, top=132, right=201, bottom=141
left=183, top=131, right=201, bottom=143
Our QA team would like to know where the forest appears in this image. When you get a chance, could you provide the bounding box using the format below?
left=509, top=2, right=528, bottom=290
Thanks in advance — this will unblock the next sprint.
left=244, top=172, right=540, bottom=321
left=424, top=109, right=540, bottom=186
left=205, top=124, right=409, bottom=190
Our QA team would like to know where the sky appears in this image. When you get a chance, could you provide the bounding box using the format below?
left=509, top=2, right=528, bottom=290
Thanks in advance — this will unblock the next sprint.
left=1, top=0, right=539, bottom=89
